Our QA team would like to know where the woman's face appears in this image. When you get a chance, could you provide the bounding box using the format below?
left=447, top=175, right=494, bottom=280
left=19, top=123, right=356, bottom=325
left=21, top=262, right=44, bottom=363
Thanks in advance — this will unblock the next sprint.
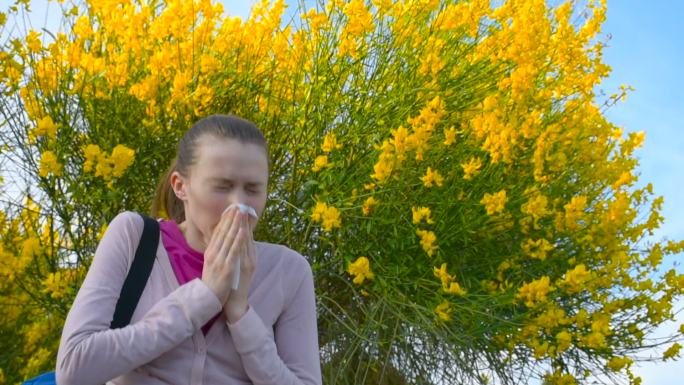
left=172, top=135, right=269, bottom=241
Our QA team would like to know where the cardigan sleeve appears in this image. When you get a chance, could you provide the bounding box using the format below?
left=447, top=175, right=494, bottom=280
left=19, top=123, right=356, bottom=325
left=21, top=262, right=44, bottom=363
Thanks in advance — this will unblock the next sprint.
left=55, top=211, right=223, bottom=385
left=226, top=254, right=322, bottom=385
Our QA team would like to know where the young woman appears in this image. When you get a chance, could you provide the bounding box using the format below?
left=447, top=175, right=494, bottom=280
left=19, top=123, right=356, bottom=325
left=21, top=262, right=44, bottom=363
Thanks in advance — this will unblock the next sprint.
left=56, top=114, right=321, bottom=385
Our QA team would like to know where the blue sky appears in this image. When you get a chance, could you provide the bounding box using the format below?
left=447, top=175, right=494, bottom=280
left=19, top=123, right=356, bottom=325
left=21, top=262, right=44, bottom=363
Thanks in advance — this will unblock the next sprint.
left=598, top=1, right=684, bottom=382
left=18, top=0, right=684, bottom=383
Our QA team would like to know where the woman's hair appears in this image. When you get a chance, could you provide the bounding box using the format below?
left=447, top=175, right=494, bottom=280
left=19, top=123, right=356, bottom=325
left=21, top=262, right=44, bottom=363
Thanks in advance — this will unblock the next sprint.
left=151, top=114, right=269, bottom=223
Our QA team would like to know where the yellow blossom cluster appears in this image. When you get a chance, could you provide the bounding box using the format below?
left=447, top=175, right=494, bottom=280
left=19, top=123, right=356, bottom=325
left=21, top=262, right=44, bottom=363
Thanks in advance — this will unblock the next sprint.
left=416, top=229, right=438, bottom=257
left=412, top=206, right=434, bottom=225
left=435, top=300, right=453, bottom=322
left=82, top=144, right=136, bottom=182
left=38, top=151, right=62, bottom=178
left=347, top=256, right=374, bottom=285
left=310, top=201, right=341, bottom=232
left=312, top=132, right=342, bottom=172
left=28, top=116, right=59, bottom=144
left=516, top=276, right=553, bottom=307
left=362, top=196, right=378, bottom=216
left=370, top=96, right=446, bottom=184
left=521, top=238, right=554, bottom=261
left=480, top=190, right=507, bottom=215
left=338, top=0, right=373, bottom=58
left=433, top=263, right=466, bottom=295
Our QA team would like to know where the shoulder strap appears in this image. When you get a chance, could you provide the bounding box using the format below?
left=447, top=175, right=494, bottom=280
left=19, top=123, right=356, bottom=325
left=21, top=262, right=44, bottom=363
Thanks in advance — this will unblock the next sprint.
left=110, top=213, right=160, bottom=329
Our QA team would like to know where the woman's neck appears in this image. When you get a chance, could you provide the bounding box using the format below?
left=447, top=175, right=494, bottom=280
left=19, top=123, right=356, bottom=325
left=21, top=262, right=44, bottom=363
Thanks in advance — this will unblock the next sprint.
left=177, top=220, right=208, bottom=253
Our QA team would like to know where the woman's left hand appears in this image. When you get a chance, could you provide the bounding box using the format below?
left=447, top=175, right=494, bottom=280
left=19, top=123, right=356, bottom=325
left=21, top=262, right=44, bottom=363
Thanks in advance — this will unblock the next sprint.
left=223, top=212, right=257, bottom=324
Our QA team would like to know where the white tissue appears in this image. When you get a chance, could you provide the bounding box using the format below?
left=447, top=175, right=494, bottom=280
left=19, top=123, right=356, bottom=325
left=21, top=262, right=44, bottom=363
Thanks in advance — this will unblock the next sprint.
left=223, top=203, right=258, bottom=218
left=222, top=203, right=257, bottom=290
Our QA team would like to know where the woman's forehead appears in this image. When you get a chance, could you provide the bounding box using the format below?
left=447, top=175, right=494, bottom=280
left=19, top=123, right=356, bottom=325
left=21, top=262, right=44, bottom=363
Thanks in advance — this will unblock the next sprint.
left=194, top=138, right=268, bottom=180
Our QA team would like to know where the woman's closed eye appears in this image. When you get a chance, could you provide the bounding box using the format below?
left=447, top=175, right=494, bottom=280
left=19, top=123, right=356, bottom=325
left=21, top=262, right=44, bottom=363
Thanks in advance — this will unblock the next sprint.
left=216, top=186, right=259, bottom=194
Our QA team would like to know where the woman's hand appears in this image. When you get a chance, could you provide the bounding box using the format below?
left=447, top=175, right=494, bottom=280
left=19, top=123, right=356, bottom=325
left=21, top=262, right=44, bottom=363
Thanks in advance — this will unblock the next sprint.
left=200, top=205, right=246, bottom=305
left=224, top=212, right=257, bottom=324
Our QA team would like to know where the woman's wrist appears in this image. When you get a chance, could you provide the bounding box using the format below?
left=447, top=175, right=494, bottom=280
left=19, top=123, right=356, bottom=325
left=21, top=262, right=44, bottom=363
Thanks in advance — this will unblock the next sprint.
left=225, top=301, right=249, bottom=324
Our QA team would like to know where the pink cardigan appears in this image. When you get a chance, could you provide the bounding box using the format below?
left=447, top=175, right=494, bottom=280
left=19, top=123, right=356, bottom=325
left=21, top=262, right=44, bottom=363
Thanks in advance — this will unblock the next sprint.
left=56, top=211, right=322, bottom=385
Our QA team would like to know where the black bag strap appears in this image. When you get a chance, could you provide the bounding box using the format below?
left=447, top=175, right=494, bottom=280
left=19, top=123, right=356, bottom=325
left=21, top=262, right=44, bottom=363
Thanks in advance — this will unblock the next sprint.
left=110, top=213, right=160, bottom=329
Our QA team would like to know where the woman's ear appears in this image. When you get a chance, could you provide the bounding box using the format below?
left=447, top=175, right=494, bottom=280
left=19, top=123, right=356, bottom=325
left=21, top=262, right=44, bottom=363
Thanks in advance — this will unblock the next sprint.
left=170, top=171, right=188, bottom=201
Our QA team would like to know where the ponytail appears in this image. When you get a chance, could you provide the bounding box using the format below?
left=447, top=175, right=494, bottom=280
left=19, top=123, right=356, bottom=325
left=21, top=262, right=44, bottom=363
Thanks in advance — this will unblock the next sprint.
left=150, top=158, right=185, bottom=223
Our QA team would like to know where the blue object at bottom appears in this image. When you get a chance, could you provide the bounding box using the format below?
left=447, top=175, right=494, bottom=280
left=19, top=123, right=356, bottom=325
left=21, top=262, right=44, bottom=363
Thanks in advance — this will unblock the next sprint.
left=22, top=371, right=55, bottom=385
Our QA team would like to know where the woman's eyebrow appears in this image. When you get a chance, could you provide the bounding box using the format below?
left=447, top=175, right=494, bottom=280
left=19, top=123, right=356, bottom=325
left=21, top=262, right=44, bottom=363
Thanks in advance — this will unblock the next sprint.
left=209, top=177, right=264, bottom=186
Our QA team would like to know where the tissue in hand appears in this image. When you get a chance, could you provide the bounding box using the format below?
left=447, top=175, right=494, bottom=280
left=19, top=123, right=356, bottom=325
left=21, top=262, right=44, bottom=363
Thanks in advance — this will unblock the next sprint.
left=224, top=203, right=257, bottom=218
left=222, top=203, right=257, bottom=290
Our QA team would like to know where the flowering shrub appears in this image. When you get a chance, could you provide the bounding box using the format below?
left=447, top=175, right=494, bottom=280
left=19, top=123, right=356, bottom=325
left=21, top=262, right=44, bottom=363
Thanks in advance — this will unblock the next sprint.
left=1, top=0, right=683, bottom=384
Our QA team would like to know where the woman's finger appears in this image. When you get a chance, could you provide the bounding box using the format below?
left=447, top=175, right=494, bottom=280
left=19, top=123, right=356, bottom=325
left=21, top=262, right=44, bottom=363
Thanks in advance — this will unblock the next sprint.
left=218, top=210, right=242, bottom=263
left=207, top=206, right=236, bottom=257
left=243, top=215, right=256, bottom=270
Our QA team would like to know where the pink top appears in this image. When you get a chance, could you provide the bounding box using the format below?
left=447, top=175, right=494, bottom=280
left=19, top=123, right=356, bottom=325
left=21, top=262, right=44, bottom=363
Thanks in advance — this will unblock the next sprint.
left=56, top=211, right=322, bottom=385
left=159, top=219, right=220, bottom=336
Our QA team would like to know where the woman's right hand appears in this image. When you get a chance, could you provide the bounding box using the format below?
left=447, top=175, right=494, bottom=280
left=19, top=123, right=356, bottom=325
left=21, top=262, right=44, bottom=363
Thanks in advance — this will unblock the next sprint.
left=201, top=205, right=246, bottom=305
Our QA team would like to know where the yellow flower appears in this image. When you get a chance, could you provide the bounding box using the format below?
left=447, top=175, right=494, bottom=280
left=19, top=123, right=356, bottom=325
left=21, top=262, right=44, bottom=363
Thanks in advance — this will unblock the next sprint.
left=303, top=8, right=329, bottom=32
left=433, top=263, right=453, bottom=287
left=444, top=281, right=466, bottom=296
left=39, top=150, right=62, bottom=177
left=43, top=271, right=68, bottom=299
left=311, top=201, right=342, bottom=232
left=480, top=190, right=507, bottom=215
left=110, top=144, right=135, bottom=178
left=663, top=342, right=682, bottom=361
left=516, top=276, right=552, bottom=307
left=530, top=338, right=549, bottom=359
left=95, top=158, right=113, bottom=179
left=420, top=167, right=443, bottom=188
left=582, top=331, right=606, bottom=349
left=443, top=126, right=457, bottom=145
left=606, top=356, right=633, bottom=371
left=321, top=132, right=342, bottom=152
left=543, top=372, right=577, bottom=385
left=521, top=238, right=554, bottom=261
left=390, top=125, right=410, bottom=164
left=26, top=30, right=42, bottom=53
left=555, top=331, right=572, bottom=353
left=371, top=0, right=394, bottom=15
left=362, top=196, right=378, bottom=216
left=521, top=191, right=550, bottom=224
left=560, top=264, right=592, bottom=293
left=171, top=70, right=191, bottom=101
left=435, top=300, right=452, bottom=321
left=461, top=157, right=482, bottom=180
left=83, top=144, right=102, bottom=173
left=370, top=141, right=394, bottom=183
left=342, top=0, right=374, bottom=36
left=416, top=229, right=438, bottom=257
left=21, top=237, right=42, bottom=260
left=564, top=195, right=587, bottom=230
left=347, top=256, right=374, bottom=285
left=312, top=155, right=329, bottom=172
left=412, top=206, right=435, bottom=225
left=433, top=263, right=468, bottom=296
left=23, top=322, right=49, bottom=352
left=419, top=51, right=445, bottom=78
left=33, top=116, right=59, bottom=140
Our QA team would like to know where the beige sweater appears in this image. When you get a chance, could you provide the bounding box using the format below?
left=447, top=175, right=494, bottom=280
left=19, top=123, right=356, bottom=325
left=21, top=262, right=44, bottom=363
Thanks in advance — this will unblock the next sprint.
left=56, top=211, right=322, bottom=385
